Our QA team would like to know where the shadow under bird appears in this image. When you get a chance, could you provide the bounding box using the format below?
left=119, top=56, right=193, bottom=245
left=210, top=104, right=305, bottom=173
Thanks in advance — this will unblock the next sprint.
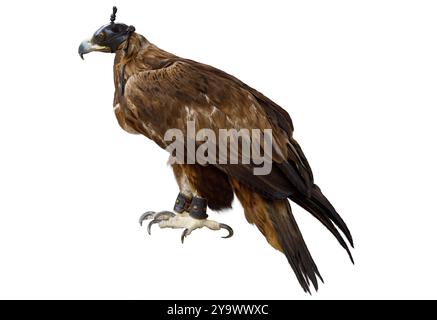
left=79, top=7, right=354, bottom=293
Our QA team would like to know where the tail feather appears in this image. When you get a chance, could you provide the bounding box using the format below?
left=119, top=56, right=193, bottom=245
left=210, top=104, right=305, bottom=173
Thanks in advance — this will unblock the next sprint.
left=268, top=200, right=323, bottom=293
left=286, top=139, right=354, bottom=250
left=231, top=179, right=322, bottom=293
left=230, top=178, right=353, bottom=293
left=290, top=189, right=354, bottom=263
left=311, top=185, right=354, bottom=247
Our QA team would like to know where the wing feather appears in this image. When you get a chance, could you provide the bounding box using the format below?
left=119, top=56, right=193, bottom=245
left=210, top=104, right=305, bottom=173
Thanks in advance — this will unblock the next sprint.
left=123, top=60, right=311, bottom=199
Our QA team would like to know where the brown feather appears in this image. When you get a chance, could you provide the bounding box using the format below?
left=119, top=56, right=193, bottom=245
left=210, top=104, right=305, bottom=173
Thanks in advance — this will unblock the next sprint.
left=110, top=33, right=353, bottom=292
left=231, top=179, right=322, bottom=293
left=173, top=164, right=233, bottom=211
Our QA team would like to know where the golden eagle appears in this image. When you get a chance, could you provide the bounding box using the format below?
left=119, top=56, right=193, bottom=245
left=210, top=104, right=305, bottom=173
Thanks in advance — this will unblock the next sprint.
left=79, top=7, right=353, bottom=293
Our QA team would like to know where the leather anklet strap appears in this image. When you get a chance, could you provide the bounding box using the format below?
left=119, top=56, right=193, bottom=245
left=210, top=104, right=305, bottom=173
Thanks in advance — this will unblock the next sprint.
left=173, top=192, right=191, bottom=213
left=188, top=197, right=208, bottom=219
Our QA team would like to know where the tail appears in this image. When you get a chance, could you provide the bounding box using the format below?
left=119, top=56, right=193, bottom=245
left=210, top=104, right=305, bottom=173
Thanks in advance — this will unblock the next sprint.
left=231, top=179, right=323, bottom=293
left=289, top=184, right=354, bottom=263
left=285, top=138, right=354, bottom=260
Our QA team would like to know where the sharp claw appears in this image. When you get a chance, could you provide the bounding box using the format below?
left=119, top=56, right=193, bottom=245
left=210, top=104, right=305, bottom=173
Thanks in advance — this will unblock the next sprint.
left=147, top=219, right=160, bottom=235
left=154, top=211, right=176, bottom=220
left=219, top=223, right=234, bottom=239
left=139, top=211, right=156, bottom=226
left=181, top=229, right=189, bottom=244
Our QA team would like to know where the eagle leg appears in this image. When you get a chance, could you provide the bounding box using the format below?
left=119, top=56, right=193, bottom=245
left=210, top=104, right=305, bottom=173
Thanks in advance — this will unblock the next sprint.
left=139, top=192, right=233, bottom=241
left=140, top=211, right=233, bottom=242
left=139, top=192, right=192, bottom=234
left=155, top=212, right=233, bottom=243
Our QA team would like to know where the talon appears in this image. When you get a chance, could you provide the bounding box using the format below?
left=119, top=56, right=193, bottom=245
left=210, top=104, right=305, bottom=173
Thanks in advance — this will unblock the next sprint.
left=181, top=229, right=189, bottom=244
left=219, top=223, right=234, bottom=239
left=154, top=211, right=176, bottom=220
left=139, top=211, right=155, bottom=226
left=147, top=219, right=160, bottom=235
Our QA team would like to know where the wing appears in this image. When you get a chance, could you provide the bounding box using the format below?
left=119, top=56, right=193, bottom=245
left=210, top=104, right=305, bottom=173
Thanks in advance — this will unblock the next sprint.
left=188, top=59, right=315, bottom=187
left=123, top=60, right=313, bottom=199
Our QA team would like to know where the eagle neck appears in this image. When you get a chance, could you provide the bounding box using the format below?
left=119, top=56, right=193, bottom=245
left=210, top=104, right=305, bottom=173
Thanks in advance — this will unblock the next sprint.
left=114, top=34, right=150, bottom=96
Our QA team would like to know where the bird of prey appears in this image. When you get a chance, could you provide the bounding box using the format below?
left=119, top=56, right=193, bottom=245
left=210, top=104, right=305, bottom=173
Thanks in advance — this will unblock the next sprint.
left=79, top=7, right=353, bottom=293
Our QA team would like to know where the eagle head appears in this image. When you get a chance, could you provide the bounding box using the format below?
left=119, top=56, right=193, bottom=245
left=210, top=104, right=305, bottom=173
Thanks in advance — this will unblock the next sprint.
left=78, top=7, right=135, bottom=60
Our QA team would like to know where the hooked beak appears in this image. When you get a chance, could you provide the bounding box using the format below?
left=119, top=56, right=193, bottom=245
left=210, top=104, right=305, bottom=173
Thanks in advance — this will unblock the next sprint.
left=78, top=39, right=111, bottom=60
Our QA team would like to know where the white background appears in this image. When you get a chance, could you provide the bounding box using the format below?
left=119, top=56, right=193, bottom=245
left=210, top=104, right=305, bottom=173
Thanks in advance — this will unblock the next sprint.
left=0, top=0, right=436, bottom=299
